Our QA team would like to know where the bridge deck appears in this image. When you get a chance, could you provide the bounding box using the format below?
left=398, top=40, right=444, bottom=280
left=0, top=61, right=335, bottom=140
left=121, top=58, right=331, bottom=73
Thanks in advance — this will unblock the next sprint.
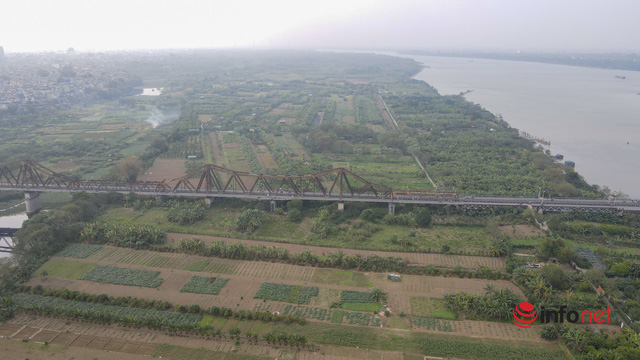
left=1, top=186, right=639, bottom=211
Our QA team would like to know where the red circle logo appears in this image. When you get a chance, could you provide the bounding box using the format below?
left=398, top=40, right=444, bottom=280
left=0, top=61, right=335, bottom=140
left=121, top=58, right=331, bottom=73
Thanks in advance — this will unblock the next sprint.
left=512, top=302, right=537, bottom=328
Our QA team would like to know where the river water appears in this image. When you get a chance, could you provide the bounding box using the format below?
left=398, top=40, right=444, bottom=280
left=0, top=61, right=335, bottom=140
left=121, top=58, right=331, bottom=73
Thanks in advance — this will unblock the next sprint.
left=0, top=213, right=27, bottom=259
left=399, top=54, right=640, bottom=198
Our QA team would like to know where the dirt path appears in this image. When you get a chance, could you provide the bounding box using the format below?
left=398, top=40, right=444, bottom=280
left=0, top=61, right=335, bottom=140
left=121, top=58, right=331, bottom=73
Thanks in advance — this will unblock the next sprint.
left=375, top=94, right=397, bottom=130
left=168, top=233, right=506, bottom=271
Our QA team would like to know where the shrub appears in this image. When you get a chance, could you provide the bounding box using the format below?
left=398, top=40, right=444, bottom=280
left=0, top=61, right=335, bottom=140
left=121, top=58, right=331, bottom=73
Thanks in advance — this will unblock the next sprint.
left=287, top=199, right=303, bottom=212
left=540, top=324, right=558, bottom=341
left=415, top=210, right=432, bottom=227
left=383, top=213, right=416, bottom=227
left=360, top=209, right=377, bottom=222
left=167, top=201, right=206, bottom=225
left=287, top=208, right=302, bottom=222
left=234, top=209, right=266, bottom=232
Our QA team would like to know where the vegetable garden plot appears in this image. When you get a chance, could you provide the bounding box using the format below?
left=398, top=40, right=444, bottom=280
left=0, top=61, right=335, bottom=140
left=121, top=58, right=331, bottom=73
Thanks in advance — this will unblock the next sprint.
left=13, top=294, right=201, bottom=327
left=56, top=244, right=103, bottom=258
left=79, top=265, right=163, bottom=288
left=281, top=305, right=332, bottom=321
left=343, top=311, right=381, bottom=326
left=412, top=317, right=453, bottom=332
left=253, top=283, right=319, bottom=304
left=180, top=276, right=229, bottom=295
left=340, top=290, right=374, bottom=303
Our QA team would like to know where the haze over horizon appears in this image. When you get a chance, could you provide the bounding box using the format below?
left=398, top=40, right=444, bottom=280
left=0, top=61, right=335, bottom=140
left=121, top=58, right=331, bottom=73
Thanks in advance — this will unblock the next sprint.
left=2, top=0, right=639, bottom=54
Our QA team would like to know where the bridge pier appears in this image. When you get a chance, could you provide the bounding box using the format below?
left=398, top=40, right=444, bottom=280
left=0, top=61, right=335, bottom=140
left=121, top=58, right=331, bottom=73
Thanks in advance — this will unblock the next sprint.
left=270, top=200, right=276, bottom=212
left=24, top=191, right=42, bottom=215
left=337, top=202, right=344, bottom=212
left=205, top=197, right=215, bottom=208
left=388, top=202, right=395, bottom=215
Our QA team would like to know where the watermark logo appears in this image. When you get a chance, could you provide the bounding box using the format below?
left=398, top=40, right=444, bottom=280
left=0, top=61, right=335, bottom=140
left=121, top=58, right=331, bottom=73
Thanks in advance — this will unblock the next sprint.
left=512, top=303, right=612, bottom=327
left=513, top=302, right=537, bottom=328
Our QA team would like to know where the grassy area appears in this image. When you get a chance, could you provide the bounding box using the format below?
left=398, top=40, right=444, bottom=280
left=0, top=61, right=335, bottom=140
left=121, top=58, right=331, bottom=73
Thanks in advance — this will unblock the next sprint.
left=512, top=236, right=640, bottom=257
left=409, top=296, right=457, bottom=319
left=98, top=205, right=494, bottom=254
left=35, top=260, right=96, bottom=280
left=310, top=269, right=371, bottom=287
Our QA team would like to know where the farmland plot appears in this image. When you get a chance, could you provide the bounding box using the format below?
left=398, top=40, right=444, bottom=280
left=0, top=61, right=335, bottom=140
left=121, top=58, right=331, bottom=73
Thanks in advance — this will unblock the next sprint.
left=282, top=305, right=332, bottom=321
left=412, top=317, right=453, bottom=332
left=173, top=234, right=505, bottom=270
left=340, top=290, right=374, bottom=303
left=180, top=276, right=229, bottom=295
left=13, top=294, right=201, bottom=327
left=79, top=265, right=163, bottom=288
left=254, top=283, right=319, bottom=304
left=55, top=244, right=103, bottom=259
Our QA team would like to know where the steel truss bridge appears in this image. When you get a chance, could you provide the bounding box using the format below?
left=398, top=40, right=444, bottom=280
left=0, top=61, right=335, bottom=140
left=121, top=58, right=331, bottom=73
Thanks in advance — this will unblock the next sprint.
left=0, top=228, right=17, bottom=253
left=1, top=160, right=638, bottom=213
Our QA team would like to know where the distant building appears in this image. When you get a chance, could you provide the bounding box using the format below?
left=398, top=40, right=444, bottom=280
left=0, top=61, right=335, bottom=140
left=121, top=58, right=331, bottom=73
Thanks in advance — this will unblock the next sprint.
left=0, top=46, right=4, bottom=60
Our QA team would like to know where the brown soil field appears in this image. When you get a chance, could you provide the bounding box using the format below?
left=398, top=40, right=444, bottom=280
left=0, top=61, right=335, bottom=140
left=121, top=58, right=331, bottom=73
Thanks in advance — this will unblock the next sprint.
left=346, top=79, right=369, bottom=84
left=269, top=108, right=287, bottom=114
left=341, top=115, right=355, bottom=124
left=347, top=96, right=354, bottom=109
left=142, top=158, right=185, bottom=181
left=198, top=114, right=213, bottom=122
left=168, top=233, right=506, bottom=270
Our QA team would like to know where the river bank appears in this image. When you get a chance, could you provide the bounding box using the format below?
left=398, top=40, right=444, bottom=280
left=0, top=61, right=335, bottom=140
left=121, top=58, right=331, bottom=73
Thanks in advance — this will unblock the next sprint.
left=399, top=54, right=640, bottom=198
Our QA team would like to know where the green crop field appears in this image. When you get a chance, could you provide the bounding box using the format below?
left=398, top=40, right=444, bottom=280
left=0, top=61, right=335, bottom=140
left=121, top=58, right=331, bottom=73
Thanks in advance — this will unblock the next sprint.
left=254, top=283, right=319, bottom=304
left=55, top=244, right=104, bottom=259
left=79, top=265, right=163, bottom=288
left=180, top=276, right=229, bottom=295
left=35, top=260, right=97, bottom=280
left=14, top=294, right=201, bottom=327
left=340, top=290, right=375, bottom=303
left=341, top=302, right=382, bottom=312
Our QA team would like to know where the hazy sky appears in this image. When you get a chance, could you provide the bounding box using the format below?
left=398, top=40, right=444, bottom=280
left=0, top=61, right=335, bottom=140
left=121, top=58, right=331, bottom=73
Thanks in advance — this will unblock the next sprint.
left=2, top=0, right=639, bottom=53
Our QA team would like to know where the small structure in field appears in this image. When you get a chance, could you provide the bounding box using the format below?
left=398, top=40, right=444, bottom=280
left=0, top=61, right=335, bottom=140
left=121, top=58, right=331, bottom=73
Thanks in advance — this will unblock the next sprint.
left=387, top=274, right=401, bottom=282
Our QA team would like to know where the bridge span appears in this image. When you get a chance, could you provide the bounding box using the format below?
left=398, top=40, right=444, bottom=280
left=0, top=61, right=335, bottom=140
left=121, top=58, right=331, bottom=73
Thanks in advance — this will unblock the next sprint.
left=0, top=228, right=18, bottom=253
left=1, top=160, right=638, bottom=214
